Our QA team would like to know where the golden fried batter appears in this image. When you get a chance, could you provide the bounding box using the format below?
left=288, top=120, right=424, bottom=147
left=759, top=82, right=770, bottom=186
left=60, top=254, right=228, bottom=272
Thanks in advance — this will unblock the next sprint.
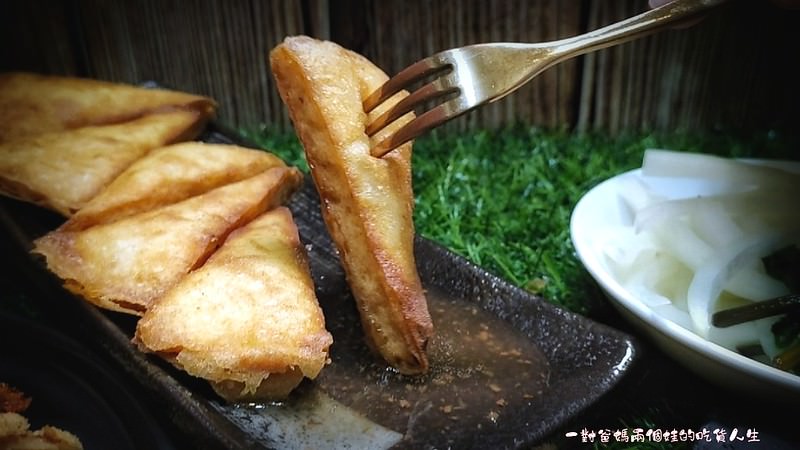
left=0, top=72, right=216, bottom=143
left=0, top=412, right=83, bottom=450
left=62, top=142, right=287, bottom=231
left=136, top=207, right=333, bottom=401
left=33, top=168, right=302, bottom=315
left=270, top=36, right=433, bottom=374
left=0, top=109, right=208, bottom=216
left=0, top=385, right=82, bottom=450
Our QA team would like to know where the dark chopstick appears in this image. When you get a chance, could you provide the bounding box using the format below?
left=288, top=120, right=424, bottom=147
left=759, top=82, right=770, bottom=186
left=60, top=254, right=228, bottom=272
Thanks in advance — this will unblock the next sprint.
left=711, top=293, right=800, bottom=328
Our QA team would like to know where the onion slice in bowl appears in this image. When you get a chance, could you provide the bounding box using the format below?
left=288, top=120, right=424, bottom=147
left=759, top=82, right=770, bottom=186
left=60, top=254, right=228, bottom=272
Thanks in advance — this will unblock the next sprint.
left=687, top=231, right=792, bottom=338
left=570, top=151, right=800, bottom=399
left=642, top=149, right=798, bottom=191
left=601, top=149, right=799, bottom=355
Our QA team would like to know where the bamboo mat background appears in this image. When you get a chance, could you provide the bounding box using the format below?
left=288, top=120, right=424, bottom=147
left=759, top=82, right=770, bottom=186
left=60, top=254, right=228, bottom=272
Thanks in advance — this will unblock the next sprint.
left=1, top=0, right=798, bottom=136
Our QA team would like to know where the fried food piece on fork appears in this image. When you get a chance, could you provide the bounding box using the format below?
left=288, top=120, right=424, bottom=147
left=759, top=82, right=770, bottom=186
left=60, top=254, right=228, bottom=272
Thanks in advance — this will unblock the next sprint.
left=270, top=35, right=433, bottom=374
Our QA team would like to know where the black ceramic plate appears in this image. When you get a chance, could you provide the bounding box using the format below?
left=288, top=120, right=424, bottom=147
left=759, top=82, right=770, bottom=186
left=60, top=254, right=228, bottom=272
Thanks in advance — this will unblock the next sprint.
left=0, top=313, right=175, bottom=450
left=0, top=124, right=639, bottom=450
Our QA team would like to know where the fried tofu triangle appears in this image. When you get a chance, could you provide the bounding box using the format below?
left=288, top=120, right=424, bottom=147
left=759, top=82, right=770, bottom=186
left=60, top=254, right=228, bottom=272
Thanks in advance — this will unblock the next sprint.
left=270, top=36, right=433, bottom=374
left=62, top=142, right=288, bottom=231
left=0, top=109, right=207, bottom=216
left=136, top=207, right=333, bottom=401
left=33, top=168, right=302, bottom=315
left=0, top=72, right=216, bottom=143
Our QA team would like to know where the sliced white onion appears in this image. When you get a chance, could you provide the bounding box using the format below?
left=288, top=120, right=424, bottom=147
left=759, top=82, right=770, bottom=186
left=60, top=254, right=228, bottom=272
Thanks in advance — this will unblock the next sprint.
left=634, top=191, right=797, bottom=236
left=617, top=175, right=663, bottom=213
left=642, top=149, right=798, bottom=190
left=723, top=262, right=789, bottom=301
left=602, top=227, right=660, bottom=273
left=650, top=218, right=713, bottom=271
left=756, top=317, right=783, bottom=359
left=652, top=303, right=694, bottom=330
left=686, top=232, right=790, bottom=338
left=688, top=200, right=744, bottom=249
left=705, top=321, right=760, bottom=351
left=603, top=149, right=800, bottom=358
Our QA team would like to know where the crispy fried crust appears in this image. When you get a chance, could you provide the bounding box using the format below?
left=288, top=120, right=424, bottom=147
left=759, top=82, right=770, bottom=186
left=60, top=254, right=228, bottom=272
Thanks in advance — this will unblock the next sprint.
left=62, top=142, right=287, bottom=231
left=0, top=72, right=216, bottom=143
left=270, top=36, right=433, bottom=374
left=0, top=412, right=84, bottom=450
left=32, top=168, right=303, bottom=315
left=135, top=207, right=332, bottom=401
left=0, top=109, right=207, bottom=216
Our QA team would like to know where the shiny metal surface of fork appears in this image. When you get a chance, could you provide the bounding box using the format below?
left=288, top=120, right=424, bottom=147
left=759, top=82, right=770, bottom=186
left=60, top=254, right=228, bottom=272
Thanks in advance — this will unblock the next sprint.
left=364, top=0, right=727, bottom=157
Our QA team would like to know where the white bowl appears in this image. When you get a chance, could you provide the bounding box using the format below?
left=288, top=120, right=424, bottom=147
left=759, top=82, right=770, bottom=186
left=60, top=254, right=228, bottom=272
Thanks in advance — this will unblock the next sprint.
left=570, top=165, right=800, bottom=403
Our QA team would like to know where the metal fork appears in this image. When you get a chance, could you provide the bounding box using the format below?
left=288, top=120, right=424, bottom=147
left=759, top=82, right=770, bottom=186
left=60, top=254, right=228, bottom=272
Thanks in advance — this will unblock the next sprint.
left=363, top=0, right=727, bottom=157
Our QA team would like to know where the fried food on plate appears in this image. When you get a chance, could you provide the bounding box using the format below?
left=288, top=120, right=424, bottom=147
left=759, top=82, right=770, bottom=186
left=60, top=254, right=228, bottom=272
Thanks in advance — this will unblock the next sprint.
left=136, top=206, right=332, bottom=401
left=0, top=109, right=207, bottom=216
left=33, top=168, right=303, bottom=315
left=0, top=72, right=216, bottom=143
left=0, top=412, right=83, bottom=450
left=1, top=384, right=83, bottom=450
left=270, top=35, right=433, bottom=374
left=62, top=142, right=287, bottom=231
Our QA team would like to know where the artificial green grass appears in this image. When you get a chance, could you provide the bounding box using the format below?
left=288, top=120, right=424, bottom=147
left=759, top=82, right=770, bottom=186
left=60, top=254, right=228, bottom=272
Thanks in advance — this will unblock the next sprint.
left=241, top=124, right=797, bottom=315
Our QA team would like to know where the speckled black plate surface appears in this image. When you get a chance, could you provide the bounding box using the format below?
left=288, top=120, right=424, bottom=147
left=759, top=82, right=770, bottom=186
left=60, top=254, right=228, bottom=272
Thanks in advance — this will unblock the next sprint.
left=0, top=124, right=639, bottom=450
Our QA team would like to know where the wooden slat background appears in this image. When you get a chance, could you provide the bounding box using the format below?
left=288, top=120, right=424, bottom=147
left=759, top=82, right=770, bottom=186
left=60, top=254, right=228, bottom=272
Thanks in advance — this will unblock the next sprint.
left=1, top=0, right=798, bottom=136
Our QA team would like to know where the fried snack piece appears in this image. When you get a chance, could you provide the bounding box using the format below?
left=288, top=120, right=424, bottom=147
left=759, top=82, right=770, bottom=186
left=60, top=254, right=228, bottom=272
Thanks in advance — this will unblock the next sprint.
left=0, top=412, right=83, bottom=450
left=0, top=384, right=83, bottom=449
left=136, top=207, right=333, bottom=401
left=0, top=109, right=207, bottom=216
left=0, top=383, right=30, bottom=414
left=62, top=142, right=287, bottom=231
left=0, top=72, right=216, bottom=143
left=270, top=36, right=433, bottom=374
left=33, top=168, right=302, bottom=315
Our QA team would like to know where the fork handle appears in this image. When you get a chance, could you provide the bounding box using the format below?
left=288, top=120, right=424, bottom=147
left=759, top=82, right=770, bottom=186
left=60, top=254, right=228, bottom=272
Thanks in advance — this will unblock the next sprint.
left=551, top=0, right=728, bottom=57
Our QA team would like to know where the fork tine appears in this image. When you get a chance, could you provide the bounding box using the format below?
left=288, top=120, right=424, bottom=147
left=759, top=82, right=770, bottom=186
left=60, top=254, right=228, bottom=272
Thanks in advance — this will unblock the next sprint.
left=370, top=96, right=465, bottom=158
left=365, top=80, right=458, bottom=137
left=363, top=56, right=450, bottom=114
